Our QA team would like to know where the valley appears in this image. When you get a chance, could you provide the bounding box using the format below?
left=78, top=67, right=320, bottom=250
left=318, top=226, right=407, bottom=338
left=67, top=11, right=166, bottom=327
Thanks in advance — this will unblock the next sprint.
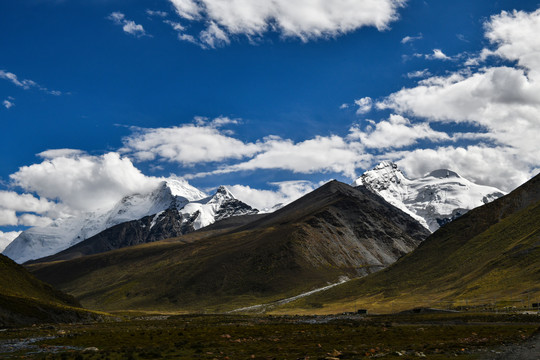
left=1, top=312, right=539, bottom=359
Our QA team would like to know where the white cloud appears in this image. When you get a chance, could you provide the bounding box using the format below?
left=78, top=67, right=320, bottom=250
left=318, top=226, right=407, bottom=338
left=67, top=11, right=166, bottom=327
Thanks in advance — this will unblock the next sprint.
left=164, top=20, right=185, bottom=31
left=191, top=134, right=371, bottom=179
left=389, top=145, right=535, bottom=192
left=200, top=21, right=230, bottom=49
left=18, top=214, right=54, bottom=227
left=10, top=152, right=160, bottom=212
left=108, top=12, right=147, bottom=37
left=146, top=9, right=168, bottom=17
left=169, top=0, right=405, bottom=46
left=0, top=190, right=61, bottom=227
left=0, top=70, right=61, bottom=95
left=227, top=180, right=318, bottom=211
left=426, top=49, right=451, bottom=60
left=401, top=33, right=422, bottom=44
left=2, top=99, right=14, bottom=109
left=0, top=209, right=18, bottom=226
left=121, top=123, right=261, bottom=165
left=123, top=21, right=146, bottom=36
left=37, top=148, right=85, bottom=159
left=406, top=69, right=431, bottom=79
left=373, top=7, right=540, bottom=191
left=164, top=19, right=199, bottom=44
left=354, top=97, right=373, bottom=114
left=0, top=231, right=21, bottom=252
left=348, top=114, right=450, bottom=149
left=0, top=191, right=57, bottom=214
left=194, top=115, right=240, bottom=127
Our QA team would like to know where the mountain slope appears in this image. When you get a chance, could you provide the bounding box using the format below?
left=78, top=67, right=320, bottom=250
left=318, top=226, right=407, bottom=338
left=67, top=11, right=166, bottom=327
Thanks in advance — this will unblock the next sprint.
left=4, top=181, right=256, bottom=264
left=354, top=161, right=505, bottom=232
left=30, top=190, right=260, bottom=264
left=282, top=173, right=540, bottom=314
left=27, top=181, right=429, bottom=312
left=0, top=254, right=97, bottom=326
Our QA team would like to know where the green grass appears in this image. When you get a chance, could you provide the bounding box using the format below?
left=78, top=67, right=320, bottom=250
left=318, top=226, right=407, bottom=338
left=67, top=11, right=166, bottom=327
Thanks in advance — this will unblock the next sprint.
left=0, top=254, right=98, bottom=327
left=0, top=313, right=538, bottom=359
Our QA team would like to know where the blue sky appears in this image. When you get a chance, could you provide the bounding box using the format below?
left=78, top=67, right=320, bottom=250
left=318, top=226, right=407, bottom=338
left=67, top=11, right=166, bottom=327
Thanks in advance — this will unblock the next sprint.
left=1, top=0, right=540, bottom=245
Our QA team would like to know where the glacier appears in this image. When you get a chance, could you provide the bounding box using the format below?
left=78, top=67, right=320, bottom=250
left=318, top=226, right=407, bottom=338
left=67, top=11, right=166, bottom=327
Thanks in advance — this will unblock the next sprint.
left=354, top=161, right=506, bottom=232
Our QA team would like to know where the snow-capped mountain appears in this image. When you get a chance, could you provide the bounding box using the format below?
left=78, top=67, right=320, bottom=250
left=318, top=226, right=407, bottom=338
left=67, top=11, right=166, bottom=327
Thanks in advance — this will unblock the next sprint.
left=3, top=179, right=257, bottom=263
left=353, top=161, right=506, bottom=232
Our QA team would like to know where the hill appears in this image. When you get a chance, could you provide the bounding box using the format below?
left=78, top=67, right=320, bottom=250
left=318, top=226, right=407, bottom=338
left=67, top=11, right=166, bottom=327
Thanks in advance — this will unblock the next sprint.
left=0, top=254, right=98, bottom=326
left=278, top=173, right=540, bottom=314
left=27, top=181, right=429, bottom=312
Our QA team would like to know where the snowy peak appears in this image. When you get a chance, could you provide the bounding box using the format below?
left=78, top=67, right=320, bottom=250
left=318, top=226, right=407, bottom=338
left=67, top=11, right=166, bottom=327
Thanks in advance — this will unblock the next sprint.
left=181, top=186, right=258, bottom=231
left=163, top=178, right=207, bottom=201
left=353, top=161, right=407, bottom=190
left=354, top=163, right=506, bottom=232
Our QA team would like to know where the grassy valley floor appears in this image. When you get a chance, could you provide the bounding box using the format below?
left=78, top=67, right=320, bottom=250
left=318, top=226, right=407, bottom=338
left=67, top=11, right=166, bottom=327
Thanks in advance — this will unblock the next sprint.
left=0, top=312, right=538, bottom=359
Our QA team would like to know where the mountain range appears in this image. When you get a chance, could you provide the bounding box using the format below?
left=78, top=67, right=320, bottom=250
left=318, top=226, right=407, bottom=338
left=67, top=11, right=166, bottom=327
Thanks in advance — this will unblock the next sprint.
left=4, top=180, right=257, bottom=263
left=27, top=181, right=429, bottom=312
left=4, top=163, right=505, bottom=265
left=2, top=162, right=535, bottom=318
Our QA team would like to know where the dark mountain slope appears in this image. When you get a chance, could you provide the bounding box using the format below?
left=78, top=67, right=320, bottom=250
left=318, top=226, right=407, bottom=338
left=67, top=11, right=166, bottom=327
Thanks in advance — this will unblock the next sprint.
left=28, top=181, right=429, bottom=312
left=280, top=174, right=540, bottom=314
left=0, top=254, right=96, bottom=326
left=28, top=201, right=263, bottom=265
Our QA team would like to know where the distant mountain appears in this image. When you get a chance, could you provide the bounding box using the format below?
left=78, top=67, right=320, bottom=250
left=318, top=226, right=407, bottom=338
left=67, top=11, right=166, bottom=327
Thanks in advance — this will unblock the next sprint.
left=29, top=187, right=259, bottom=263
left=284, top=173, right=540, bottom=314
left=4, top=180, right=257, bottom=264
left=28, top=181, right=429, bottom=312
left=354, top=161, right=505, bottom=231
left=0, top=253, right=95, bottom=326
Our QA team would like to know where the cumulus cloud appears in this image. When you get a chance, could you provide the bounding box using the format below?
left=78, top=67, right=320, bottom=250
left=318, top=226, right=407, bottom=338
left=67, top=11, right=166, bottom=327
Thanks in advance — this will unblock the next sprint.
left=354, top=97, right=373, bottom=114
left=0, top=191, right=60, bottom=227
left=0, top=70, right=62, bottom=95
left=0, top=209, right=18, bottom=227
left=121, top=123, right=260, bottom=165
left=188, top=134, right=372, bottom=179
left=0, top=231, right=21, bottom=252
left=348, top=114, right=450, bottom=149
left=168, top=0, right=406, bottom=47
left=227, top=180, right=319, bottom=211
left=10, top=151, right=160, bottom=212
left=108, top=12, right=147, bottom=37
left=374, top=7, right=540, bottom=191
